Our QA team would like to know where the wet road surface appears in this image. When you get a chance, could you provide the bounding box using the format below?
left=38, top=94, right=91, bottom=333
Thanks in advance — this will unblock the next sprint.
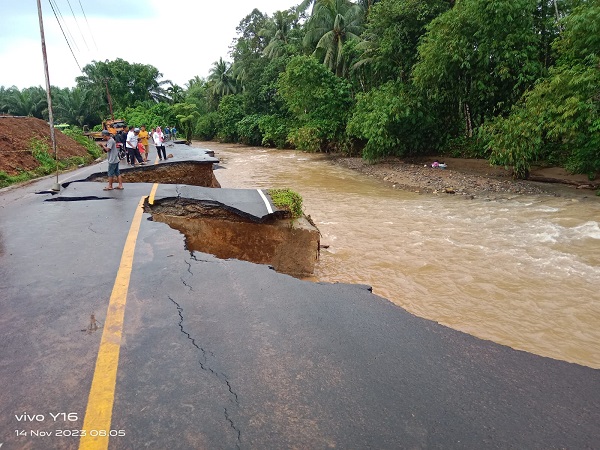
left=0, top=147, right=599, bottom=449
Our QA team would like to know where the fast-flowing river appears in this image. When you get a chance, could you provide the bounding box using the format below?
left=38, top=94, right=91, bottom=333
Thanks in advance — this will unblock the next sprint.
left=208, top=142, right=600, bottom=369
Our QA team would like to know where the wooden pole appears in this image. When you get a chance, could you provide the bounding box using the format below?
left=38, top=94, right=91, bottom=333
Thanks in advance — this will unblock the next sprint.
left=105, top=78, right=114, bottom=121
left=36, top=0, right=60, bottom=191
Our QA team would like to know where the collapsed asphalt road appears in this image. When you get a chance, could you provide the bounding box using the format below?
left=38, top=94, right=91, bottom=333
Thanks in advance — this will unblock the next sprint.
left=0, top=144, right=598, bottom=449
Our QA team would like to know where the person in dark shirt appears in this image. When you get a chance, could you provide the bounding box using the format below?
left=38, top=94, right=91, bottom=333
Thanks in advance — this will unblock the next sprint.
left=101, top=130, right=124, bottom=190
left=115, top=129, right=128, bottom=163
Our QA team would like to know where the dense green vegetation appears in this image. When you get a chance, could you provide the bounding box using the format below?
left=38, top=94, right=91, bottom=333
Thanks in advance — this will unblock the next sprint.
left=1, top=0, right=598, bottom=179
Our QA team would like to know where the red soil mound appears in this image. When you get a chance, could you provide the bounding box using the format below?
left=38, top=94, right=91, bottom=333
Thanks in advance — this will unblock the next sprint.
left=0, top=116, right=91, bottom=175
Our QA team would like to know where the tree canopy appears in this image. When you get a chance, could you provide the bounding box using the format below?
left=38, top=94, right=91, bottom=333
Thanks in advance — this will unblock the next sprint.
left=3, top=0, right=598, bottom=181
left=485, top=0, right=600, bottom=178
left=75, top=58, right=167, bottom=113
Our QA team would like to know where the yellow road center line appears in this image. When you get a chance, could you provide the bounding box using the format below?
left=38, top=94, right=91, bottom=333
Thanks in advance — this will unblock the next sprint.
left=79, top=196, right=146, bottom=450
left=148, top=183, right=158, bottom=205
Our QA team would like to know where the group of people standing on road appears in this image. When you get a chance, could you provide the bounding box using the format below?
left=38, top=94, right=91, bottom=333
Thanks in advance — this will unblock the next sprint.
left=112, top=124, right=172, bottom=166
left=101, top=123, right=174, bottom=190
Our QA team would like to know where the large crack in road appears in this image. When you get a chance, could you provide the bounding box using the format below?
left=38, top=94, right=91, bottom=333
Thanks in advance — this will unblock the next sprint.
left=169, top=292, right=242, bottom=449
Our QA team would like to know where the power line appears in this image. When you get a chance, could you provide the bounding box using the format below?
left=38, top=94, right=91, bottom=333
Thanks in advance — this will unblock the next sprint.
left=78, top=0, right=98, bottom=51
left=47, top=0, right=82, bottom=72
left=49, top=0, right=80, bottom=53
left=65, top=0, right=90, bottom=51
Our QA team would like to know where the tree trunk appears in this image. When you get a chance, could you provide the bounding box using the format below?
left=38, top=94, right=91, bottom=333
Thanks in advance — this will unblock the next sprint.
left=553, top=0, right=562, bottom=34
left=464, top=102, right=473, bottom=138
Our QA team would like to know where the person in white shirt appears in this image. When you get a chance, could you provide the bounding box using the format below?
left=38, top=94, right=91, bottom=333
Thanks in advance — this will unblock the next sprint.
left=153, top=126, right=167, bottom=161
left=126, top=127, right=144, bottom=166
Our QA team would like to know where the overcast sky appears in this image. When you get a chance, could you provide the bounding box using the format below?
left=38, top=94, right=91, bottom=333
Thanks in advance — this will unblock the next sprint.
left=0, top=0, right=296, bottom=90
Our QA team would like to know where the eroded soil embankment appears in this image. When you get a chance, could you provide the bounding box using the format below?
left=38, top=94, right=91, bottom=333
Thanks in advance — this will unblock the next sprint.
left=84, top=155, right=320, bottom=275
left=145, top=198, right=320, bottom=277
left=85, top=161, right=220, bottom=188
left=0, top=116, right=91, bottom=175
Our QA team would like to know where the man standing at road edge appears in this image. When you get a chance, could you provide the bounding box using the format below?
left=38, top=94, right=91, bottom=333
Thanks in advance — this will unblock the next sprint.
left=102, top=130, right=124, bottom=190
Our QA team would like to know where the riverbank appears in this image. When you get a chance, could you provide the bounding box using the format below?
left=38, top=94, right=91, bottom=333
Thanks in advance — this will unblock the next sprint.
left=196, top=140, right=597, bottom=200
left=330, top=155, right=599, bottom=200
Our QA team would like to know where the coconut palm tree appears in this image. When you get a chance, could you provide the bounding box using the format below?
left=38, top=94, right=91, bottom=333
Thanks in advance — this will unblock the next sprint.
left=297, top=0, right=316, bottom=15
left=166, top=84, right=185, bottom=104
left=147, top=79, right=171, bottom=104
left=185, top=76, right=204, bottom=90
left=260, top=10, right=299, bottom=59
left=207, top=58, right=237, bottom=97
left=303, top=0, right=365, bottom=77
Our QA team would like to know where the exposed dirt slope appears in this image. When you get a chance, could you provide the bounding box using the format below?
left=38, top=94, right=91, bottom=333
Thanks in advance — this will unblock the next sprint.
left=0, top=116, right=91, bottom=175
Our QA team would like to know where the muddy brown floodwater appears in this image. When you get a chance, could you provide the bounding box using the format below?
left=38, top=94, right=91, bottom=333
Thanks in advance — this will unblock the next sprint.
left=206, top=142, right=600, bottom=369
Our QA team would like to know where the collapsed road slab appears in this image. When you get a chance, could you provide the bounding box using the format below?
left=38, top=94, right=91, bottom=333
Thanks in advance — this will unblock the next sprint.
left=151, top=184, right=278, bottom=222
left=79, top=144, right=220, bottom=187
left=45, top=181, right=320, bottom=276
left=146, top=184, right=320, bottom=276
left=50, top=182, right=278, bottom=223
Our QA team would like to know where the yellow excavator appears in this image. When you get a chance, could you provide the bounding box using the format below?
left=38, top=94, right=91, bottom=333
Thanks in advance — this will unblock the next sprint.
left=85, top=119, right=127, bottom=140
left=85, top=82, right=127, bottom=140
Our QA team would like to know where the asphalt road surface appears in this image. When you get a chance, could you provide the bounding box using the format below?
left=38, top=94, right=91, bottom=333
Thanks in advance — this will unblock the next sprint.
left=0, top=150, right=599, bottom=449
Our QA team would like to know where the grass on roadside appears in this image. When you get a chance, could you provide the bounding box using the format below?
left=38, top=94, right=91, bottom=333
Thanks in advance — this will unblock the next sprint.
left=62, top=128, right=103, bottom=160
left=267, top=188, right=304, bottom=218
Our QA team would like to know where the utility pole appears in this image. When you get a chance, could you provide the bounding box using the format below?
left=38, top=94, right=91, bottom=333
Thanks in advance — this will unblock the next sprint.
left=105, top=78, right=114, bottom=121
left=36, top=0, right=61, bottom=191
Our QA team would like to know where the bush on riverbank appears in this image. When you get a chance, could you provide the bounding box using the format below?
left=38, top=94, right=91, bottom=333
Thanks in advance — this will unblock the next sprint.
left=268, top=188, right=304, bottom=218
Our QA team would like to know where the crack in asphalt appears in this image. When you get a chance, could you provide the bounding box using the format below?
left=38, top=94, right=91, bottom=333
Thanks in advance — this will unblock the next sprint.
left=168, top=295, right=241, bottom=447
left=224, top=407, right=242, bottom=450
left=45, top=196, right=113, bottom=202
left=180, top=276, right=193, bottom=292
left=189, top=251, right=212, bottom=264
left=184, top=259, right=193, bottom=276
left=169, top=296, right=215, bottom=372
